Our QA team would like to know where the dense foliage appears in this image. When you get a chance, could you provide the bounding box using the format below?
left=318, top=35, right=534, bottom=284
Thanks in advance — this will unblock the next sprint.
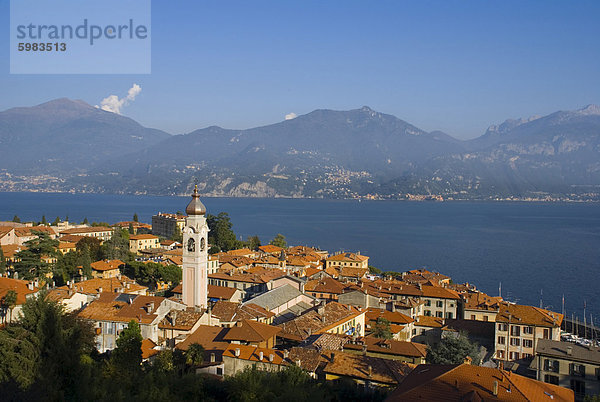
left=426, top=332, right=481, bottom=365
left=0, top=295, right=387, bottom=401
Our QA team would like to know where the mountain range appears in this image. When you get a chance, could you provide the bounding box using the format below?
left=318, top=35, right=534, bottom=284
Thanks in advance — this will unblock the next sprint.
left=1, top=98, right=599, bottom=200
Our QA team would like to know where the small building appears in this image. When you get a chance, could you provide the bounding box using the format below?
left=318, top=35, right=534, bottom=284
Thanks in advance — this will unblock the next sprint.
left=322, top=351, right=414, bottom=390
left=129, top=234, right=161, bottom=254
left=211, top=301, right=275, bottom=327
left=243, top=284, right=318, bottom=318
left=304, top=277, right=347, bottom=301
left=222, top=344, right=286, bottom=376
left=325, top=252, right=369, bottom=271
left=0, top=277, right=40, bottom=324
left=222, top=319, right=281, bottom=349
left=494, top=303, right=563, bottom=362
left=78, top=292, right=186, bottom=352
left=462, top=291, right=503, bottom=322
left=365, top=308, right=415, bottom=341
left=90, top=259, right=125, bottom=279
left=59, top=226, right=113, bottom=242
left=343, top=336, right=428, bottom=365
left=534, top=339, right=600, bottom=401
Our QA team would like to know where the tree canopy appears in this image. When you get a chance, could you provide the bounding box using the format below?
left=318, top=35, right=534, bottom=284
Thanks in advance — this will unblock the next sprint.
left=13, top=232, right=59, bottom=281
left=371, top=317, right=393, bottom=339
left=269, top=233, right=287, bottom=248
left=426, top=332, right=481, bottom=365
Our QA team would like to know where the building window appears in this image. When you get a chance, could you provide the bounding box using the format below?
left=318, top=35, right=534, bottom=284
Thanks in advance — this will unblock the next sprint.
left=570, top=363, right=585, bottom=377
left=497, top=336, right=506, bottom=345
left=425, top=300, right=431, bottom=307
left=436, top=301, right=443, bottom=308
left=596, top=367, right=600, bottom=380
left=446, top=312, right=453, bottom=319
left=544, top=374, right=559, bottom=385
left=498, top=323, right=508, bottom=332
left=523, top=339, right=533, bottom=348
left=483, top=316, right=489, bottom=322
left=436, top=311, right=443, bottom=318
left=510, top=326, right=520, bottom=336
left=497, top=350, right=505, bottom=359
left=544, top=359, right=559, bottom=373
left=424, top=310, right=431, bottom=316
left=471, top=314, right=476, bottom=320
left=510, top=338, right=520, bottom=347
left=522, top=326, right=533, bottom=335
left=509, top=351, right=519, bottom=360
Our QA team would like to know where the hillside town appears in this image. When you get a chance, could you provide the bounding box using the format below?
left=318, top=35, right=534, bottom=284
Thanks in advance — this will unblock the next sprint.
left=0, top=190, right=598, bottom=401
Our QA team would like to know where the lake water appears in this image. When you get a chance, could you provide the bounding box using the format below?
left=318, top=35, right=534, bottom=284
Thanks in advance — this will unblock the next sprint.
left=1, top=192, right=598, bottom=321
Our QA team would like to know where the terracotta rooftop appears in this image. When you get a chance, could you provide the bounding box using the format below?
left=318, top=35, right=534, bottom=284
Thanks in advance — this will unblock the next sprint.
left=305, top=277, right=346, bottom=295
left=287, top=346, right=322, bottom=372
left=463, top=291, right=503, bottom=311
left=0, top=277, right=39, bottom=304
left=387, top=363, right=573, bottom=401
left=496, top=303, right=563, bottom=328
left=326, top=252, right=369, bottom=263
left=207, top=284, right=239, bottom=300
left=222, top=319, right=281, bottom=343
left=211, top=301, right=274, bottom=323
left=415, top=316, right=445, bottom=328
left=56, top=276, right=147, bottom=295
left=60, top=226, right=112, bottom=234
left=1, top=244, right=25, bottom=259
left=158, top=307, right=205, bottom=331
left=420, top=282, right=461, bottom=300
left=339, top=266, right=368, bottom=279
left=222, top=344, right=286, bottom=365
left=90, top=259, right=125, bottom=272
left=78, top=293, right=167, bottom=324
left=258, top=245, right=283, bottom=254
left=322, top=351, right=413, bottom=386
left=175, top=324, right=230, bottom=356
left=277, top=301, right=363, bottom=341
left=129, top=234, right=159, bottom=240
left=15, top=226, right=57, bottom=237
left=141, top=338, right=159, bottom=359
left=344, top=336, right=428, bottom=358
left=365, top=308, right=414, bottom=325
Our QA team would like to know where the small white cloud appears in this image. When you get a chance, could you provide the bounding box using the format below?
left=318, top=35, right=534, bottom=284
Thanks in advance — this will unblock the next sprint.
left=97, top=83, right=142, bottom=114
left=285, top=112, right=297, bottom=120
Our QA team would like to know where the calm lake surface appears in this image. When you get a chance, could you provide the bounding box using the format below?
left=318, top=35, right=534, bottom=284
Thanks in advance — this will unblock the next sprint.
left=1, top=192, right=598, bottom=321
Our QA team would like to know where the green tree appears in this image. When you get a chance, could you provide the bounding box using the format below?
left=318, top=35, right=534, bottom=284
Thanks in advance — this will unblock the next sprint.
left=427, top=332, right=481, bottom=365
left=368, top=265, right=382, bottom=275
left=371, top=317, right=393, bottom=339
left=52, top=216, right=61, bottom=226
left=133, top=213, right=139, bottom=222
left=13, top=232, right=58, bottom=281
left=77, top=236, right=102, bottom=262
left=0, top=247, right=6, bottom=275
left=184, top=343, right=204, bottom=373
left=207, top=212, right=242, bottom=252
left=128, top=222, right=135, bottom=234
left=12, top=215, right=21, bottom=223
left=247, top=235, right=261, bottom=251
left=110, top=320, right=143, bottom=374
left=40, top=215, right=47, bottom=225
left=0, top=293, right=96, bottom=398
left=1, top=290, right=18, bottom=323
left=101, top=228, right=132, bottom=261
left=269, top=233, right=287, bottom=248
left=82, top=217, right=89, bottom=225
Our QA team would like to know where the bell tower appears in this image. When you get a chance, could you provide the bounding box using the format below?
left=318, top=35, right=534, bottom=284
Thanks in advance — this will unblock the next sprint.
left=182, top=185, right=209, bottom=308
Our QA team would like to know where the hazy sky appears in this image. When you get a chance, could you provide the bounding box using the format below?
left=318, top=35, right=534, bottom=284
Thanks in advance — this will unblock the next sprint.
left=1, top=1, right=599, bottom=139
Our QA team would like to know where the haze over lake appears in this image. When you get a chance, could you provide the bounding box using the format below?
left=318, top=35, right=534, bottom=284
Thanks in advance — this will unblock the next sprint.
left=1, top=192, right=598, bottom=322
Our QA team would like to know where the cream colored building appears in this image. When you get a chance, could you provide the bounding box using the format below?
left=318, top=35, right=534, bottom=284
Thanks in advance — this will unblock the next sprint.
left=325, top=252, right=369, bottom=270
left=494, top=303, right=562, bottom=361
left=129, top=234, right=160, bottom=254
left=59, top=226, right=113, bottom=242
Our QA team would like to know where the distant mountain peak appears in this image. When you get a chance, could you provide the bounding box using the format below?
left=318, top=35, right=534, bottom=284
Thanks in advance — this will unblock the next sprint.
left=360, top=106, right=374, bottom=112
left=485, top=115, right=541, bottom=136
left=576, top=104, right=600, bottom=116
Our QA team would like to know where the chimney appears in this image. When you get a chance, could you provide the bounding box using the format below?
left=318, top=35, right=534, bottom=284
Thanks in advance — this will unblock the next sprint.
left=259, top=351, right=264, bottom=361
left=284, top=350, right=289, bottom=359
left=235, top=348, right=240, bottom=357
left=295, top=359, right=302, bottom=366
left=210, top=353, right=215, bottom=363
left=98, top=286, right=103, bottom=294
left=27, top=282, right=33, bottom=290
left=567, top=346, right=573, bottom=356
left=269, top=354, right=274, bottom=362
left=368, top=365, right=372, bottom=378
left=493, top=381, right=498, bottom=396
left=362, top=344, right=367, bottom=355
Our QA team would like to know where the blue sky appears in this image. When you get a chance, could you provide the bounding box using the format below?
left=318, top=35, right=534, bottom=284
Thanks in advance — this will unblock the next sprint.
left=1, top=0, right=599, bottom=139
